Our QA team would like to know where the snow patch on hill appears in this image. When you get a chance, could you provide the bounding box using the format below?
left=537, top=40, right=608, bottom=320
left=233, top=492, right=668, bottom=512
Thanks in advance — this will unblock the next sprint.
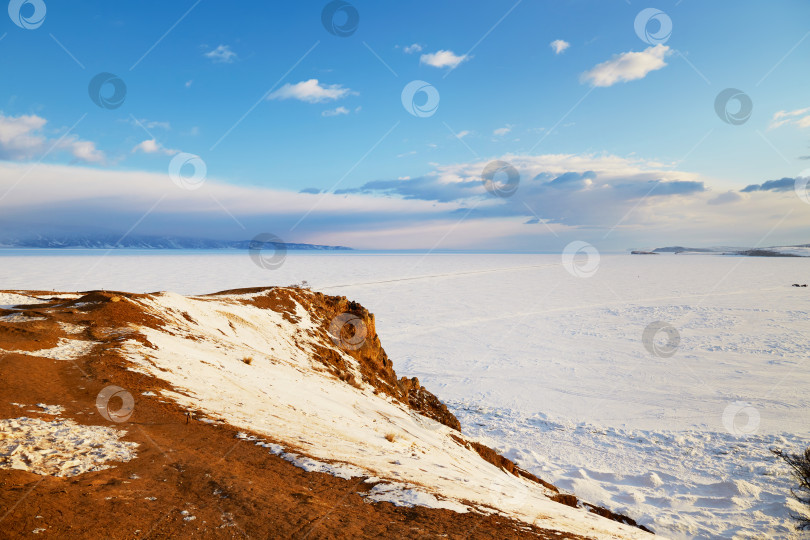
left=2, top=338, right=96, bottom=361
left=0, top=417, right=138, bottom=477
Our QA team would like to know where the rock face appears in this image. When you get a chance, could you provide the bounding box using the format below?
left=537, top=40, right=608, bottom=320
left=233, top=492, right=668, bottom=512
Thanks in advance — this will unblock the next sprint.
left=207, top=287, right=461, bottom=431
left=306, top=292, right=462, bottom=431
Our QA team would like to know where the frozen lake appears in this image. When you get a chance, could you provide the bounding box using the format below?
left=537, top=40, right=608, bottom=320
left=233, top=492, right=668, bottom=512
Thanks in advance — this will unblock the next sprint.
left=1, top=250, right=808, bottom=538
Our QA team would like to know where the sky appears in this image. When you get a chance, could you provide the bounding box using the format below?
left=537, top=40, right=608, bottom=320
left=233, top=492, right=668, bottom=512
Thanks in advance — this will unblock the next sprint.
left=0, top=0, right=809, bottom=251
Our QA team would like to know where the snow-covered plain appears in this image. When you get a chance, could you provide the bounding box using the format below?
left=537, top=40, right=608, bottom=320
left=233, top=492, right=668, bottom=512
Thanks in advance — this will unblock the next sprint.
left=1, top=250, right=808, bottom=538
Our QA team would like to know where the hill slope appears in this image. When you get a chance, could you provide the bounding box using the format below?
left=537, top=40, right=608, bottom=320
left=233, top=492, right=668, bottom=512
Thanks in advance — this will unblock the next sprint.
left=0, top=288, right=652, bottom=538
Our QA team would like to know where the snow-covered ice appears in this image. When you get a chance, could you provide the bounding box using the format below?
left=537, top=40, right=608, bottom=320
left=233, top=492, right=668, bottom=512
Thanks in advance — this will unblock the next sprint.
left=0, top=250, right=808, bottom=537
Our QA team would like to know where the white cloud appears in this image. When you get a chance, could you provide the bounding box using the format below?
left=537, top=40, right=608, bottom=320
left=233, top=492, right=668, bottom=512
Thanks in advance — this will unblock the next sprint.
left=455, top=130, right=471, bottom=139
left=550, top=39, right=570, bottom=54
left=322, top=106, right=350, bottom=117
left=768, top=107, right=810, bottom=130
left=493, top=125, right=513, bottom=137
left=0, top=113, right=46, bottom=159
left=403, top=43, right=423, bottom=54
left=0, top=112, right=104, bottom=163
left=581, top=44, right=670, bottom=87
left=204, top=45, right=237, bottom=64
left=420, top=50, right=469, bottom=69
left=185, top=80, right=193, bottom=88
left=69, top=140, right=104, bottom=163
left=267, top=79, right=355, bottom=104
left=131, top=139, right=178, bottom=156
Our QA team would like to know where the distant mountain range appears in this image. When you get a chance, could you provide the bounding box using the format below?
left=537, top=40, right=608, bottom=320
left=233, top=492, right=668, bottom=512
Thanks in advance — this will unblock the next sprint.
left=633, top=245, right=810, bottom=257
left=0, top=235, right=352, bottom=251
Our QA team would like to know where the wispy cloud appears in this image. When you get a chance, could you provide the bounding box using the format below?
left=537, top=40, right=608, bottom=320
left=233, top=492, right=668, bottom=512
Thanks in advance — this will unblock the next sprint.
left=69, top=141, right=105, bottom=164
left=322, top=106, right=350, bottom=117
left=740, top=177, right=796, bottom=193
left=420, top=50, right=469, bottom=69
left=267, top=79, right=355, bottom=104
left=204, top=44, right=237, bottom=64
left=402, top=43, right=423, bottom=54
left=768, top=107, right=810, bottom=130
left=128, top=118, right=170, bottom=131
left=550, top=39, right=570, bottom=54
left=0, top=113, right=104, bottom=163
left=581, top=44, right=670, bottom=87
left=131, top=139, right=178, bottom=156
left=493, top=125, right=513, bottom=137
left=708, top=191, right=743, bottom=205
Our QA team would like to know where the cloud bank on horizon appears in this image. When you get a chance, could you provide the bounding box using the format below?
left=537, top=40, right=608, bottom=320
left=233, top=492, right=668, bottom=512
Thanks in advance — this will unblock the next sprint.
left=1, top=152, right=807, bottom=251
left=0, top=1, right=808, bottom=250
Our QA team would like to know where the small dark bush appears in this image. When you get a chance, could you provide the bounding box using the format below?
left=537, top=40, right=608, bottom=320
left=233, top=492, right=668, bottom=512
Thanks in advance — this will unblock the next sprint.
left=772, top=447, right=810, bottom=530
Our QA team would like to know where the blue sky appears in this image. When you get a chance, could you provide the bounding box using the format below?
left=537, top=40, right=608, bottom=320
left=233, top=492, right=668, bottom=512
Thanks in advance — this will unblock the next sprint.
left=1, top=0, right=809, bottom=250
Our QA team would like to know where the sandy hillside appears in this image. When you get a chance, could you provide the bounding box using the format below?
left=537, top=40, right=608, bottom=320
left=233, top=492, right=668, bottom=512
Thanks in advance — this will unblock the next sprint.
left=0, top=287, right=652, bottom=539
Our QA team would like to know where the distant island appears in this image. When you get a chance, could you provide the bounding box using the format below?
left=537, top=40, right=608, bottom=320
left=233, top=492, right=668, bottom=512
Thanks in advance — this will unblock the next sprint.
left=630, top=244, right=809, bottom=257
left=0, top=235, right=352, bottom=251
left=650, top=246, right=715, bottom=253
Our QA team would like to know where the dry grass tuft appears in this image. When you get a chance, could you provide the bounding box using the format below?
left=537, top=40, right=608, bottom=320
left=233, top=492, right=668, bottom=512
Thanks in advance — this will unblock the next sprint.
left=242, top=357, right=253, bottom=365
left=384, top=432, right=397, bottom=443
